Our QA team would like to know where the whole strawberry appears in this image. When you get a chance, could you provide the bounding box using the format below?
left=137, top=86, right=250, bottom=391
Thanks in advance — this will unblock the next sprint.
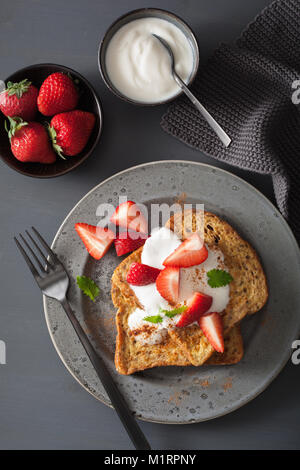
left=37, top=72, right=79, bottom=116
left=49, top=110, right=95, bottom=157
left=0, top=79, right=38, bottom=121
left=6, top=117, right=56, bottom=164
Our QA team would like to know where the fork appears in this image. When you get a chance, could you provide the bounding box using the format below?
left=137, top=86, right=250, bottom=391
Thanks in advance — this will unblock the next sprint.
left=14, top=227, right=151, bottom=450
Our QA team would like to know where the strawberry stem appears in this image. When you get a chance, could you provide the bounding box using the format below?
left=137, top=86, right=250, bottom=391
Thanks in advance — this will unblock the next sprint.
left=5, top=116, right=28, bottom=140
left=5, top=79, right=31, bottom=99
left=47, top=124, right=66, bottom=160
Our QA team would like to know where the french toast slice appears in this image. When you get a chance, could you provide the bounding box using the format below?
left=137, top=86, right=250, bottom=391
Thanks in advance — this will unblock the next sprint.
left=111, top=220, right=249, bottom=374
left=111, top=209, right=266, bottom=374
left=112, top=279, right=243, bottom=374
left=112, top=247, right=189, bottom=374
left=165, top=210, right=268, bottom=365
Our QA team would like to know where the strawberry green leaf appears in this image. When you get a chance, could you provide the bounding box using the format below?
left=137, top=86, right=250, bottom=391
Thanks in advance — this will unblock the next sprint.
left=144, top=315, right=163, bottom=324
left=47, top=125, right=66, bottom=160
left=76, top=275, right=100, bottom=302
left=6, top=79, right=31, bottom=98
left=5, top=116, right=27, bottom=140
left=207, top=269, right=233, bottom=288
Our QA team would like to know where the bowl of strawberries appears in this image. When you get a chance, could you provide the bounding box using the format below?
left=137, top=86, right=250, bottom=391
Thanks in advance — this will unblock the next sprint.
left=0, top=64, right=103, bottom=178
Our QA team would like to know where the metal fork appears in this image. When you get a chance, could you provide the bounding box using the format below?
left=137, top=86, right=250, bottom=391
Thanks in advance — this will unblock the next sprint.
left=14, top=227, right=151, bottom=450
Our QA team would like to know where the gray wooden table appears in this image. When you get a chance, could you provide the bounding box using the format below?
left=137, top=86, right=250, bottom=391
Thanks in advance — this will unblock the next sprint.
left=0, top=0, right=299, bottom=450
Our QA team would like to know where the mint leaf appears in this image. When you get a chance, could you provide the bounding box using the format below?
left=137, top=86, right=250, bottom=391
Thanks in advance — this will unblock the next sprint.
left=144, top=315, right=163, bottom=324
left=159, top=305, right=188, bottom=318
left=77, top=275, right=100, bottom=302
left=207, top=269, right=233, bottom=288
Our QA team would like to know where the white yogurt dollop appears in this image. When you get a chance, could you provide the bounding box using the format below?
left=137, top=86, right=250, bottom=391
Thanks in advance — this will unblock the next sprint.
left=105, top=17, right=194, bottom=103
left=130, top=227, right=181, bottom=315
left=141, top=227, right=181, bottom=270
left=179, top=248, right=230, bottom=312
left=128, top=227, right=230, bottom=345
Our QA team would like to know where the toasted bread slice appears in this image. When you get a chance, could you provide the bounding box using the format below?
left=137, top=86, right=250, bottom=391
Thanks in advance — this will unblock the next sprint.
left=112, top=282, right=189, bottom=375
left=165, top=210, right=267, bottom=365
left=112, top=209, right=266, bottom=374
left=111, top=235, right=247, bottom=374
left=112, top=279, right=243, bottom=374
left=112, top=247, right=189, bottom=374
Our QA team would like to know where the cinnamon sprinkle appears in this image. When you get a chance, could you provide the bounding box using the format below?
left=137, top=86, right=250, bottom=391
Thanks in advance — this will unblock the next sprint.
left=129, top=324, right=157, bottom=338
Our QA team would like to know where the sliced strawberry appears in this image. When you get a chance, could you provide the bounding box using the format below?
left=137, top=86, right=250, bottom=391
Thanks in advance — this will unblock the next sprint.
left=75, top=223, right=114, bottom=260
left=114, top=231, right=147, bottom=256
left=198, top=312, right=224, bottom=353
left=176, top=292, right=213, bottom=328
left=110, top=201, right=148, bottom=234
left=163, top=232, right=208, bottom=268
left=156, top=267, right=179, bottom=305
left=126, top=263, right=161, bottom=286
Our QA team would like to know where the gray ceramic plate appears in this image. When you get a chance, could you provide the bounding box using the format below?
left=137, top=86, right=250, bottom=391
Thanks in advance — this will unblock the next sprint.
left=43, top=161, right=300, bottom=423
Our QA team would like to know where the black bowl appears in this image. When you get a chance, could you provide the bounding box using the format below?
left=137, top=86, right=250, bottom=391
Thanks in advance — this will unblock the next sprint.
left=0, top=63, right=103, bottom=178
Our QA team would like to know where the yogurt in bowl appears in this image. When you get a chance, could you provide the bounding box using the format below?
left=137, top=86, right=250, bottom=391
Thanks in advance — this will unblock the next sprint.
left=99, top=9, right=199, bottom=105
left=105, top=18, right=194, bottom=103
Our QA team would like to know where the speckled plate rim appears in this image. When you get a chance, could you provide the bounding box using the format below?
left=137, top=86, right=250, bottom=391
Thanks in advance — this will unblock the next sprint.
left=43, top=160, right=300, bottom=424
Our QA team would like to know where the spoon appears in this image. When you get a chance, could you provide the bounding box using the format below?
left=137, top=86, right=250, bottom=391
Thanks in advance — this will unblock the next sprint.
left=152, top=34, right=231, bottom=147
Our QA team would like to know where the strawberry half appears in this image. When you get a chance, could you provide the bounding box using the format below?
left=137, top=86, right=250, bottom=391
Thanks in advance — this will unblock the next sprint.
left=163, top=232, right=208, bottom=268
left=75, top=223, right=114, bottom=260
left=126, top=263, right=161, bottom=286
left=114, top=231, right=147, bottom=256
left=198, top=312, right=224, bottom=353
left=156, top=267, right=179, bottom=305
left=110, top=201, right=148, bottom=234
left=176, top=292, right=213, bottom=328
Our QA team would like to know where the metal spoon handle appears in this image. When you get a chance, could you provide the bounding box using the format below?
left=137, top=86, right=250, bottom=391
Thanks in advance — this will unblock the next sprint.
left=173, top=73, right=231, bottom=148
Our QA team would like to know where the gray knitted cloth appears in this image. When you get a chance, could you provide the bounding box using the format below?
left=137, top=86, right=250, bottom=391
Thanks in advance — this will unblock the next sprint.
left=161, top=0, right=300, bottom=242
